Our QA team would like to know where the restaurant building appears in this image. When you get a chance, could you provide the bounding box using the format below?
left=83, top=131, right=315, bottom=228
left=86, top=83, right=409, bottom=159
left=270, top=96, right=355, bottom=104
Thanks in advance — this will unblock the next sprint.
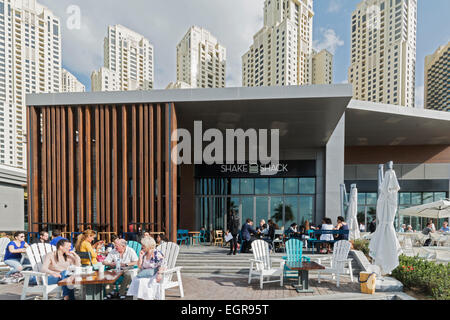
left=26, top=85, right=450, bottom=241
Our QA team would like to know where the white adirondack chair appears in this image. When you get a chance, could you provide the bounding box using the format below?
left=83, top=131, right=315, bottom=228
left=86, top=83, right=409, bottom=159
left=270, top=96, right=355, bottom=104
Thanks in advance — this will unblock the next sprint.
left=21, top=243, right=62, bottom=300
left=248, top=240, right=285, bottom=289
left=316, top=240, right=353, bottom=287
left=130, top=242, right=184, bottom=300
left=157, top=241, right=184, bottom=300
left=0, top=237, right=10, bottom=270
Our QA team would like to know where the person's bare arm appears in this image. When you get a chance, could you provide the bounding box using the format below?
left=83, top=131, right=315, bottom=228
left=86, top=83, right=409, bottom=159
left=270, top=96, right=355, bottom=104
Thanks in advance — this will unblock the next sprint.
left=7, top=244, right=27, bottom=254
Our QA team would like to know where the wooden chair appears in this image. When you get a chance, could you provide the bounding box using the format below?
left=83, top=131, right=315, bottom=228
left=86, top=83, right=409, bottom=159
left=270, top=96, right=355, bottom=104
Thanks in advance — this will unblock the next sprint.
left=212, top=230, right=224, bottom=247
left=21, top=243, right=61, bottom=300
left=248, top=240, right=285, bottom=289
left=283, top=239, right=311, bottom=279
left=316, top=240, right=353, bottom=287
left=131, top=242, right=184, bottom=300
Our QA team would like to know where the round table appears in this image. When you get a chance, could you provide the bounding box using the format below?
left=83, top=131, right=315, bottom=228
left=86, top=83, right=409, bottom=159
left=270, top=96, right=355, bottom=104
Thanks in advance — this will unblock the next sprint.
left=188, top=231, right=200, bottom=245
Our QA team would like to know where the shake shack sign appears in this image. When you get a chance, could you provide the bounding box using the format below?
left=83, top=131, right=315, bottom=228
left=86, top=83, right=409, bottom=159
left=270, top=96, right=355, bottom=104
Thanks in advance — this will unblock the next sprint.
left=195, top=160, right=315, bottom=178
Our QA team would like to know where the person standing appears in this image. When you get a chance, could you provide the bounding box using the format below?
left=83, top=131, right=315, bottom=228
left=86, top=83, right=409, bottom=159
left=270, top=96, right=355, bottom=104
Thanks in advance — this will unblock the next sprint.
left=227, top=210, right=240, bottom=255
left=241, top=219, right=258, bottom=253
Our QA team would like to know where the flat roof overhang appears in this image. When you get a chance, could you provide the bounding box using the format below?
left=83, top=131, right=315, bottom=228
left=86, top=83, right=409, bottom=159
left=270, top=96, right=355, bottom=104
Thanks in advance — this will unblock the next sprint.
left=346, top=100, right=450, bottom=146
left=27, top=85, right=353, bottom=150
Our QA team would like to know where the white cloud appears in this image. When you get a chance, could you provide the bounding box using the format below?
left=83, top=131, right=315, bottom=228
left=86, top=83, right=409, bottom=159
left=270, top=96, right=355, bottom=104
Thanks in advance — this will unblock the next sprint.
left=313, top=28, right=344, bottom=55
left=415, top=85, right=425, bottom=109
left=328, top=0, right=342, bottom=13
left=39, top=0, right=265, bottom=89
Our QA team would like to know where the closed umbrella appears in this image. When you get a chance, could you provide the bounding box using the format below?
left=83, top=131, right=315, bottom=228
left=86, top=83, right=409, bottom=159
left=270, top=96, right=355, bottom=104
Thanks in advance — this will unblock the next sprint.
left=399, top=199, right=450, bottom=219
left=347, top=185, right=360, bottom=240
left=368, top=168, right=402, bottom=275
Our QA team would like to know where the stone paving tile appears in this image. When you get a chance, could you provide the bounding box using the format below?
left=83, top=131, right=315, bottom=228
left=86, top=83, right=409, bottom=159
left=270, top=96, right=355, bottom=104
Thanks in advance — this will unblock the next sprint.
left=0, top=272, right=359, bottom=300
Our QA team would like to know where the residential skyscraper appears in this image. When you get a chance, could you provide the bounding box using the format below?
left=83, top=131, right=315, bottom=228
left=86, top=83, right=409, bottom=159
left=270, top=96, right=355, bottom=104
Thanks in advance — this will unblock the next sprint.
left=91, top=24, right=154, bottom=92
left=311, top=49, right=333, bottom=84
left=348, top=0, right=417, bottom=107
left=0, top=0, right=61, bottom=168
left=61, top=68, right=85, bottom=93
left=242, top=0, right=314, bottom=87
left=424, top=42, right=449, bottom=111
left=176, top=26, right=226, bottom=88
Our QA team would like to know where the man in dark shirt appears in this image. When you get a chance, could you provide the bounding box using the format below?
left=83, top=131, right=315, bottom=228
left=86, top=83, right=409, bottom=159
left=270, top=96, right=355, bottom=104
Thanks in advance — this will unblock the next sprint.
left=241, top=219, right=258, bottom=253
left=368, top=219, right=377, bottom=233
left=227, top=210, right=240, bottom=255
left=422, top=222, right=434, bottom=246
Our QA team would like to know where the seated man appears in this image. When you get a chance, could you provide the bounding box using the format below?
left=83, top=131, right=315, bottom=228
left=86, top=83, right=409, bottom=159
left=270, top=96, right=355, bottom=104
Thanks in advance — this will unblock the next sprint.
left=102, top=238, right=138, bottom=300
left=439, top=221, right=449, bottom=233
left=422, top=223, right=434, bottom=246
left=49, top=229, right=73, bottom=250
left=241, top=219, right=258, bottom=253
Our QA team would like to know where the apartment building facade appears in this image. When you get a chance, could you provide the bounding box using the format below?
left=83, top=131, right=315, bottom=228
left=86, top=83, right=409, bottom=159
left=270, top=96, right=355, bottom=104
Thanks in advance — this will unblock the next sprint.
left=424, top=42, right=449, bottom=111
left=348, top=0, right=417, bottom=107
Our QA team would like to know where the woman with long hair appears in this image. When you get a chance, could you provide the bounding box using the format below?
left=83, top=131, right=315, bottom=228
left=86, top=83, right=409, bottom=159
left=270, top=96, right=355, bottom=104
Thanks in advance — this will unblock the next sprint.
left=41, top=239, right=81, bottom=300
left=75, top=229, right=103, bottom=265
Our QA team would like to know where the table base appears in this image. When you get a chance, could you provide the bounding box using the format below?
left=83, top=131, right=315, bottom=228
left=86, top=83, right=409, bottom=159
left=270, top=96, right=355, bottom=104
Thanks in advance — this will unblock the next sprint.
left=292, top=270, right=314, bottom=293
left=83, top=284, right=104, bottom=300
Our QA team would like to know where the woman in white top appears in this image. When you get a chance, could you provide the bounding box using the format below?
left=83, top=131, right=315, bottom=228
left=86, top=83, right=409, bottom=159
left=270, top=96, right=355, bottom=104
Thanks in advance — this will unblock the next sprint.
left=319, top=218, right=334, bottom=253
left=127, top=237, right=165, bottom=300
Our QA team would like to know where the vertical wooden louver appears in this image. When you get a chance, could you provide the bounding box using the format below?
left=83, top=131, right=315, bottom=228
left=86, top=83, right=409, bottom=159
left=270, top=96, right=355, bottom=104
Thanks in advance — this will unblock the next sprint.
left=27, top=103, right=178, bottom=242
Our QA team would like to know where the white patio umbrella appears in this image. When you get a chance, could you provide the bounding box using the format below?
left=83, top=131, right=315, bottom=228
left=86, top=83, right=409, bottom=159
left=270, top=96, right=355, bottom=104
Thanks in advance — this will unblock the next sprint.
left=347, top=185, right=360, bottom=240
left=399, top=199, right=450, bottom=219
left=368, top=168, right=402, bottom=275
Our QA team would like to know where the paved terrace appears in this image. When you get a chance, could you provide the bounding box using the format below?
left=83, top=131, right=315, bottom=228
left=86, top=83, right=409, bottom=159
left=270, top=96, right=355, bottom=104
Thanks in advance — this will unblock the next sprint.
left=0, top=245, right=409, bottom=300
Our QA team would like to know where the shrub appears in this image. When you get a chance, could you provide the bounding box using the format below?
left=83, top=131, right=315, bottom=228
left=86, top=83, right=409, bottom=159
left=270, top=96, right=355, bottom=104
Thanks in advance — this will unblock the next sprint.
left=352, top=239, right=372, bottom=262
left=391, top=255, right=450, bottom=300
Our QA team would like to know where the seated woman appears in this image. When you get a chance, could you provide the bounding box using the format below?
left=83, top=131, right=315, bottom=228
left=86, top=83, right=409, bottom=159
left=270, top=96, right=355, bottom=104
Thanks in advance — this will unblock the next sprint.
left=334, top=216, right=349, bottom=241
left=74, top=229, right=104, bottom=266
left=127, top=237, right=165, bottom=300
left=1, top=231, right=30, bottom=283
left=41, top=239, right=81, bottom=300
left=155, top=233, right=168, bottom=246
left=319, top=218, right=334, bottom=254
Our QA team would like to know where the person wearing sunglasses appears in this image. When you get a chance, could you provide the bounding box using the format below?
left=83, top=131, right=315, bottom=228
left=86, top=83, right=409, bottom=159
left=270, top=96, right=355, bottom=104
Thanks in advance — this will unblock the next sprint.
left=0, top=231, right=30, bottom=283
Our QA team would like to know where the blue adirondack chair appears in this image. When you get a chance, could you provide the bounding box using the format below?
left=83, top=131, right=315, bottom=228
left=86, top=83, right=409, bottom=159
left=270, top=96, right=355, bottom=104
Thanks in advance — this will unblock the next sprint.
left=177, top=229, right=189, bottom=246
left=127, top=240, right=142, bottom=257
left=282, top=239, right=311, bottom=279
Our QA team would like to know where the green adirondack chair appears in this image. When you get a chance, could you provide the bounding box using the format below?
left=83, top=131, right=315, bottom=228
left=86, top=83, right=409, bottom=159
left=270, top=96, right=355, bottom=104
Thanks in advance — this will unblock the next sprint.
left=282, top=239, right=311, bottom=279
left=127, top=240, right=142, bottom=257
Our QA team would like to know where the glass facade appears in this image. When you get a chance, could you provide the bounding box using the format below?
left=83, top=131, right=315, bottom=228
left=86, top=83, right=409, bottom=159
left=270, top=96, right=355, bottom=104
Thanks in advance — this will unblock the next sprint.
left=195, top=177, right=316, bottom=231
left=354, top=191, right=448, bottom=231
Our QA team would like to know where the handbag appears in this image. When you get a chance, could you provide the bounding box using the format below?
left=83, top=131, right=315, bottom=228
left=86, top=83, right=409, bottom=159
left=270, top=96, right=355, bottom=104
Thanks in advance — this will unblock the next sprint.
left=224, top=232, right=233, bottom=243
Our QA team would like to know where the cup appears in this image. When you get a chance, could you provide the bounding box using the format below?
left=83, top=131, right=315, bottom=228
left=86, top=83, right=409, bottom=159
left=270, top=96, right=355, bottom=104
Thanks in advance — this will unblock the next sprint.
left=85, top=266, right=93, bottom=274
left=98, top=264, right=105, bottom=275
left=74, top=267, right=82, bottom=275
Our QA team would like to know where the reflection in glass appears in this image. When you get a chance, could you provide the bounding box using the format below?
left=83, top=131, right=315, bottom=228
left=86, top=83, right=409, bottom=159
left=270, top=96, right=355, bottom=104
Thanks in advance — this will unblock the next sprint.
left=399, top=193, right=411, bottom=205
left=300, top=178, right=315, bottom=194
left=284, top=196, right=298, bottom=230
left=434, top=192, right=446, bottom=201
left=299, top=196, right=313, bottom=226
left=358, top=193, right=366, bottom=205
left=270, top=178, right=283, bottom=194
left=240, top=179, right=254, bottom=195
left=270, top=197, right=283, bottom=226
left=241, top=197, right=254, bottom=223
left=255, top=178, right=269, bottom=194
left=411, top=193, right=422, bottom=205
left=231, top=179, right=239, bottom=195
left=284, top=178, right=298, bottom=194
left=366, top=193, right=377, bottom=205
left=255, top=197, right=269, bottom=226
left=423, top=192, right=433, bottom=204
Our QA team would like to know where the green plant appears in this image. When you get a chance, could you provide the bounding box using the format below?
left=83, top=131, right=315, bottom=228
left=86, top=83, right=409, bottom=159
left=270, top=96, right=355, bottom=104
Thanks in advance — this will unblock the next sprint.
left=391, top=255, right=450, bottom=300
left=352, top=239, right=371, bottom=262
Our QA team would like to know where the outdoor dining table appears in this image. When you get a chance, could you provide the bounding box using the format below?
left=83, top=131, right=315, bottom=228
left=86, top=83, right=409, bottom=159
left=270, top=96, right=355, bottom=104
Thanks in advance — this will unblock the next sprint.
left=285, top=261, right=325, bottom=293
left=188, top=231, right=200, bottom=245
left=58, top=270, right=123, bottom=300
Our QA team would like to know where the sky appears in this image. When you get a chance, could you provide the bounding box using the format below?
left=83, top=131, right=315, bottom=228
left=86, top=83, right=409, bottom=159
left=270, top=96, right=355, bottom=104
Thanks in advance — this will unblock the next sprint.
left=39, top=0, right=450, bottom=108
